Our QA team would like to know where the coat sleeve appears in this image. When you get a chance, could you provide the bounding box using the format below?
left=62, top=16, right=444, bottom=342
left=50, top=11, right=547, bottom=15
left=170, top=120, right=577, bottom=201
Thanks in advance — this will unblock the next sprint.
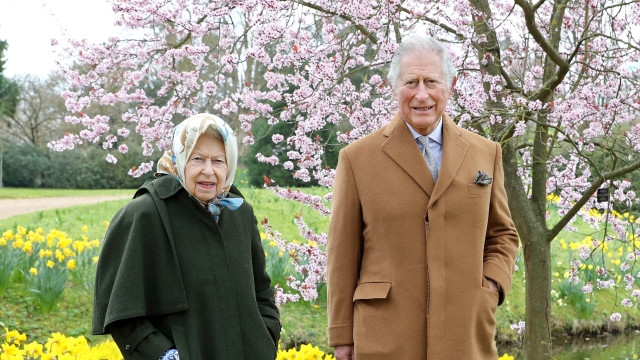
left=249, top=209, right=281, bottom=346
left=326, top=149, right=364, bottom=346
left=107, top=318, right=174, bottom=360
left=483, top=142, right=520, bottom=305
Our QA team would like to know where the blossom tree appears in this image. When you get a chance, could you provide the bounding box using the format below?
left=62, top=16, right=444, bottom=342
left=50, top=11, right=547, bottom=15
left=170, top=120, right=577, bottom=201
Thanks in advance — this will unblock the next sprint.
left=48, top=0, right=640, bottom=359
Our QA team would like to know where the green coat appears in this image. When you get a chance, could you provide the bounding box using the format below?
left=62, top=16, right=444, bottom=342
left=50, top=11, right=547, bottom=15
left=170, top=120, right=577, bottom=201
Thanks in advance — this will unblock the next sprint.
left=93, top=175, right=280, bottom=359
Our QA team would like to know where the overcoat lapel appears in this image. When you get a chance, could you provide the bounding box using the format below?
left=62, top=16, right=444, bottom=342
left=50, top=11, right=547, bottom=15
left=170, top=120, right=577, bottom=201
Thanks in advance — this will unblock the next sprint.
left=381, top=113, right=435, bottom=197
left=428, top=114, right=468, bottom=207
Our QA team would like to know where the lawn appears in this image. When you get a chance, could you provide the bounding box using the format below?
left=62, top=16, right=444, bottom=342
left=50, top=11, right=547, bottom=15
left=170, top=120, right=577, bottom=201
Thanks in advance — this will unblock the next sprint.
left=0, top=186, right=638, bottom=357
left=0, top=184, right=332, bottom=352
left=0, top=188, right=136, bottom=199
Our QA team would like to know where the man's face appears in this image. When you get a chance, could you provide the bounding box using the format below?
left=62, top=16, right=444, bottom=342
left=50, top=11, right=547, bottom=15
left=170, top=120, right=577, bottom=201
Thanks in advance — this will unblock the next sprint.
left=393, top=52, right=451, bottom=135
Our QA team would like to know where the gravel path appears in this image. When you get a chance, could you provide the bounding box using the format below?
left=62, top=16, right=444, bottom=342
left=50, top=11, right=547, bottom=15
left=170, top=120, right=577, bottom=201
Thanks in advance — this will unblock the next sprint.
left=0, top=195, right=132, bottom=220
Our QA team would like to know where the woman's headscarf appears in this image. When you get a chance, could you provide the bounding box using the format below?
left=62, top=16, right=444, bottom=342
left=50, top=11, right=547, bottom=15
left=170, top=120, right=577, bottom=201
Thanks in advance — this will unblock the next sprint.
left=157, top=113, right=242, bottom=221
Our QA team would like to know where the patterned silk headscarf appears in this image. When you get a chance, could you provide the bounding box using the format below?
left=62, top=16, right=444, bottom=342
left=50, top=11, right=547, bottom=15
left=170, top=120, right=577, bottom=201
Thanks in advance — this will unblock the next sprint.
left=157, top=113, right=242, bottom=221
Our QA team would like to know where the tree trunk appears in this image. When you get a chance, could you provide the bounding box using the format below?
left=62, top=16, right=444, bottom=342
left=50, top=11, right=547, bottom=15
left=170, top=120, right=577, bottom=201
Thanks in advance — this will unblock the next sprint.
left=503, top=140, right=553, bottom=359
left=523, top=233, right=553, bottom=359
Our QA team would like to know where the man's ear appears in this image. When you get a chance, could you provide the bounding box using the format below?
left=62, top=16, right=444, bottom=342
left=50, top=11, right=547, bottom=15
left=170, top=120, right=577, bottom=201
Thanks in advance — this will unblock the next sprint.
left=390, top=82, right=398, bottom=101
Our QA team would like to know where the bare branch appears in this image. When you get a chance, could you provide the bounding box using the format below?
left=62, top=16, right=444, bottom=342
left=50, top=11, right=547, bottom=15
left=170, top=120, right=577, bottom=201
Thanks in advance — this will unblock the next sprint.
left=513, top=0, right=569, bottom=71
left=548, top=159, right=640, bottom=240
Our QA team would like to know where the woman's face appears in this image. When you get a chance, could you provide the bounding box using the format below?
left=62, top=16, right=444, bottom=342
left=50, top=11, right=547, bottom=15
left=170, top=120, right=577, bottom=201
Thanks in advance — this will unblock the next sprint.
left=184, top=133, right=228, bottom=202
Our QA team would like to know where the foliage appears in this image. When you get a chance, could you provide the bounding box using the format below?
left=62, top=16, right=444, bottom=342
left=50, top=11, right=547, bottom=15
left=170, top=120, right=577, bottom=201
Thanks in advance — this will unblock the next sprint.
left=0, top=39, right=19, bottom=121
left=556, top=280, right=594, bottom=319
left=24, top=262, right=68, bottom=314
left=1, top=143, right=49, bottom=188
left=1, top=191, right=640, bottom=358
left=46, top=8, right=640, bottom=355
left=0, top=226, right=101, bottom=313
left=246, top=119, right=314, bottom=188
left=0, top=242, right=18, bottom=299
left=245, top=111, right=343, bottom=188
left=2, top=142, right=152, bottom=189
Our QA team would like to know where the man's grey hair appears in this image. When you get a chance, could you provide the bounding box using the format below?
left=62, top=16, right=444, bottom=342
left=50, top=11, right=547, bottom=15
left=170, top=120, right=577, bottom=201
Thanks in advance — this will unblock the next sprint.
left=387, top=36, right=456, bottom=92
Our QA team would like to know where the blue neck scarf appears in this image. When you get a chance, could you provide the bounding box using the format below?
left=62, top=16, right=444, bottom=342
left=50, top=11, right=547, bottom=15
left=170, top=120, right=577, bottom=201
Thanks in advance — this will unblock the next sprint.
left=206, top=192, right=243, bottom=222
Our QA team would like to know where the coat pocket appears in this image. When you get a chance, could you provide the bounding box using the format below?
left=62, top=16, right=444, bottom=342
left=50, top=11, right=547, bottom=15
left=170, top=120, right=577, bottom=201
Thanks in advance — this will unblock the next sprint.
left=352, top=281, right=394, bottom=356
left=352, top=281, right=392, bottom=302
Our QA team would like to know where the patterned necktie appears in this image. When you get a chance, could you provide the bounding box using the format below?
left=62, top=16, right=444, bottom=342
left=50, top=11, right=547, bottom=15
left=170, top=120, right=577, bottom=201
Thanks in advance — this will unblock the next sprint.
left=417, top=136, right=438, bottom=182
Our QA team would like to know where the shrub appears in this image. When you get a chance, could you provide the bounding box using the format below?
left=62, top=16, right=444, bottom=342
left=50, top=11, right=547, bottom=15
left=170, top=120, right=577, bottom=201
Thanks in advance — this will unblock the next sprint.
left=2, top=142, right=153, bottom=189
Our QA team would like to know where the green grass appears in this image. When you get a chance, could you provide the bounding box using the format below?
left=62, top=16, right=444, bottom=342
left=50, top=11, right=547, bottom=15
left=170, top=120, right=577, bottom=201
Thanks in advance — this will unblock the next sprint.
left=0, top=200, right=131, bottom=241
left=0, top=279, right=97, bottom=342
left=0, top=188, right=136, bottom=199
left=1, top=186, right=638, bottom=354
left=280, top=301, right=329, bottom=353
left=0, top=184, right=331, bottom=348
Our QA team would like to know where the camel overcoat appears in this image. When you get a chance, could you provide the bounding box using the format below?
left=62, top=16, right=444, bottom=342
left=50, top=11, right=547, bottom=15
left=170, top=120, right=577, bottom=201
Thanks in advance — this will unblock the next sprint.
left=327, top=113, right=519, bottom=359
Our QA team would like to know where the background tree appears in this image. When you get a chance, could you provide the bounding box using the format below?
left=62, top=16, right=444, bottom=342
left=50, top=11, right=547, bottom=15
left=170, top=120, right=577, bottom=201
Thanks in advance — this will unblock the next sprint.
left=0, top=69, right=152, bottom=189
left=0, top=39, right=19, bottom=121
left=48, top=1, right=640, bottom=358
left=0, top=39, right=20, bottom=187
left=1, top=74, right=67, bottom=147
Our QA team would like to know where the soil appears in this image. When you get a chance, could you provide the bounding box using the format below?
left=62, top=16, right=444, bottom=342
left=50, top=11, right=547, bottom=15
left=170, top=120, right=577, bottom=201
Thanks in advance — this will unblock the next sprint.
left=0, top=195, right=132, bottom=220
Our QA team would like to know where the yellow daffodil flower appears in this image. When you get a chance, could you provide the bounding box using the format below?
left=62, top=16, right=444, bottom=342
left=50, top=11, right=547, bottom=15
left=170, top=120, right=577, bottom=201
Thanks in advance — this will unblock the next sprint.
left=67, top=259, right=77, bottom=271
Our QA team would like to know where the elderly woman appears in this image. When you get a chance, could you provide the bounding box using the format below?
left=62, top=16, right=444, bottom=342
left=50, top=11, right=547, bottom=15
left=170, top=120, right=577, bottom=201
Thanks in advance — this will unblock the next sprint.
left=92, top=114, right=280, bottom=360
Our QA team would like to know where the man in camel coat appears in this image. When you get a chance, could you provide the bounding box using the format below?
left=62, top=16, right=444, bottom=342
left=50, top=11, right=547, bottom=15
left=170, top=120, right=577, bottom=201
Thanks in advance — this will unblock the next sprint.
left=326, top=36, right=520, bottom=359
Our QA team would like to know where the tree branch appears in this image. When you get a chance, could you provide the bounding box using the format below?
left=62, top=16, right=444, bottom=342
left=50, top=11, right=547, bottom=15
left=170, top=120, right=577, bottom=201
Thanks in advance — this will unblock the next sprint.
left=292, top=0, right=378, bottom=44
left=513, top=0, right=569, bottom=71
left=397, top=6, right=464, bottom=40
left=548, top=159, right=640, bottom=240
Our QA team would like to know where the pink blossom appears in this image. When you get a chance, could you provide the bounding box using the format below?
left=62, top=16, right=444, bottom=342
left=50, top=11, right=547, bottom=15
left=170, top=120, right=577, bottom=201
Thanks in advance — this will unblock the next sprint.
left=510, top=321, right=525, bottom=334
left=128, top=161, right=154, bottom=178
left=117, top=128, right=130, bottom=137
left=49, top=0, right=640, bottom=308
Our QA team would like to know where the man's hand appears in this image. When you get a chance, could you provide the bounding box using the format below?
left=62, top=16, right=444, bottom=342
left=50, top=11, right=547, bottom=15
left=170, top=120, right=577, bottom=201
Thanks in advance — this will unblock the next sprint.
left=487, top=278, right=498, bottom=291
left=334, top=344, right=354, bottom=360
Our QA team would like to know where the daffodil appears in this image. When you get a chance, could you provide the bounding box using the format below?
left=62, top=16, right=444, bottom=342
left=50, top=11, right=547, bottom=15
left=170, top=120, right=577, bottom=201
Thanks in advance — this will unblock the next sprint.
left=23, top=341, right=44, bottom=357
left=3, top=328, right=27, bottom=346
left=2, top=229, right=14, bottom=240
left=67, top=259, right=76, bottom=271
